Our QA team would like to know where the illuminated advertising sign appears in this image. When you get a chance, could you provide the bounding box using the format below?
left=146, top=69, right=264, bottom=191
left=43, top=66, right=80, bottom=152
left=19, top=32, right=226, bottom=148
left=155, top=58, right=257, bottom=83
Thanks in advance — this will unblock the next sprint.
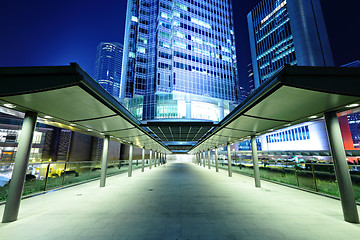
left=259, top=121, right=330, bottom=151
left=339, top=112, right=360, bottom=150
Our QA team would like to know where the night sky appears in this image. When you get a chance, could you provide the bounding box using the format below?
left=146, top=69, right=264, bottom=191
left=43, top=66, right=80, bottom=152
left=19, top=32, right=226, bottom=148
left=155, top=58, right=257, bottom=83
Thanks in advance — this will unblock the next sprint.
left=1, top=0, right=359, bottom=91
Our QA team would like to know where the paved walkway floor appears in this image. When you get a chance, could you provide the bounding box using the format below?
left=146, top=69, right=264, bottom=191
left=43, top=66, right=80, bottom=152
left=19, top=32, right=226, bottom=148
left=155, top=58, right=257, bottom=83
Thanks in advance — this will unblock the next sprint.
left=1, top=161, right=360, bottom=240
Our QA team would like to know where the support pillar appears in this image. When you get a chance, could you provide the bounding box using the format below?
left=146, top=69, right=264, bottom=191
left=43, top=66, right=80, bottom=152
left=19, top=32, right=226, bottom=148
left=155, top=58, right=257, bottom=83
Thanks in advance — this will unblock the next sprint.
left=251, top=135, right=261, bottom=187
left=203, top=152, right=206, bottom=168
left=149, top=150, right=152, bottom=169
left=198, top=153, right=201, bottom=166
left=208, top=149, right=211, bottom=169
left=141, top=147, right=145, bottom=172
left=100, top=135, right=110, bottom=187
left=128, top=143, right=133, bottom=177
left=215, top=147, right=219, bottom=172
left=2, top=111, right=38, bottom=223
left=324, top=111, right=359, bottom=223
left=154, top=152, right=157, bottom=167
left=227, top=143, right=232, bottom=177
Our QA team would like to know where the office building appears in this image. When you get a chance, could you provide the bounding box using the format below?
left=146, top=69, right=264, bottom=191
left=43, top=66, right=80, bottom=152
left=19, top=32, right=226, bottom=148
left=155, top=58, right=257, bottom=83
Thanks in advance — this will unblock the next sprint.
left=120, top=0, right=238, bottom=121
left=247, top=0, right=334, bottom=89
left=94, top=42, right=124, bottom=99
left=247, top=63, right=255, bottom=93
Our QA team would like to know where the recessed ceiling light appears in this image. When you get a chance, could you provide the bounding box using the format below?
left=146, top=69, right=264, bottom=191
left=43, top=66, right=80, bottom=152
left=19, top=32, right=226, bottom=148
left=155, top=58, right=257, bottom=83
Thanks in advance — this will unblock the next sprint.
left=346, top=103, right=359, bottom=108
left=99, top=133, right=105, bottom=135
left=87, top=129, right=93, bottom=132
left=44, top=115, right=53, bottom=119
left=308, top=115, right=317, bottom=119
left=268, top=129, right=274, bottom=132
left=284, top=123, right=291, bottom=126
left=70, top=123, right=76, bottom=126
left=4, top=103, right=16, bottom=108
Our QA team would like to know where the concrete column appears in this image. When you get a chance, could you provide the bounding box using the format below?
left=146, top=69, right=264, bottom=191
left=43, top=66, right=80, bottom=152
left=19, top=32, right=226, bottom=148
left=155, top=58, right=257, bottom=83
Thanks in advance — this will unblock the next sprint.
left=203, top=152, right=206, bottom=168
left=215, top=147, right=219, bottom=172
left=227, top=143, right=232, bottom=177
left=251, top=135, right=261, bottom=188
left=324, top=111, right=359, bottom=223
left=2, top=111, right=38, bottom=223
left=154, top=152, right=157, bottom=167
left=149, top=150, right=152, bottom=169
left=208, top=149, right=211, bottom=169
left=100, top=135, right=110, bottom=187
left=141, top=147, right=145, bottom=172
left=128, top=143, right=133, bottom=177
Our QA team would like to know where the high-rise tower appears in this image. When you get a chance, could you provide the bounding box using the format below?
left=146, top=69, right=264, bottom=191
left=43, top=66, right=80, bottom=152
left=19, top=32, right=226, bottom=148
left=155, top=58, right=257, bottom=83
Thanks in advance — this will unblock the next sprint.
left=247, top=0, right=334, bottom=89
left=120, top=0, right=238, bottom=121
left=94, top=42, right=124, bottom=99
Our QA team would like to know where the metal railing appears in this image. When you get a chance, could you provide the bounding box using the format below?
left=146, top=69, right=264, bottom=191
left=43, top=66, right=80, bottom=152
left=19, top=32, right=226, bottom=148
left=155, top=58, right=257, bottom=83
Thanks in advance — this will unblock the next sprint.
left=0, top=158, right=158, bottom=201
left=206, top=159, right=360, bottom=203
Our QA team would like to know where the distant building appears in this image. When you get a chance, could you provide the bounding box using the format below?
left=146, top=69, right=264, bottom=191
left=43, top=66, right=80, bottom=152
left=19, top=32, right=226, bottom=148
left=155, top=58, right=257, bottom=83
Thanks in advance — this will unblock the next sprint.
left=238, top=86, right=249, bottom=103
left=94, top=42, right=123, bottom=99
left=120, top=0, right=239, bottom=121
left=247, top=63, right=255, bottom=93
left=247, top=0, right=334, bottom=89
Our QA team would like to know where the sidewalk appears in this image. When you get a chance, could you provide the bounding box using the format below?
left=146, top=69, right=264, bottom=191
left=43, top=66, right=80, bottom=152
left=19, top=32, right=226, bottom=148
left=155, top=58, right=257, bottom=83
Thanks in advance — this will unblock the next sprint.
left=1, top=161, right=360, bottom=240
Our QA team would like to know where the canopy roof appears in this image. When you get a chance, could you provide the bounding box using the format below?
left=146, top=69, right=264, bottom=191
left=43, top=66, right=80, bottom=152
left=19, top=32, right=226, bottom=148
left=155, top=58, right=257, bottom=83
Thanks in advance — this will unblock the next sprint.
left=0, top=64, right=360, bottom=154
left=0, top=63, right=170, bottom=153
left=189, top=65, right=360, bottom=153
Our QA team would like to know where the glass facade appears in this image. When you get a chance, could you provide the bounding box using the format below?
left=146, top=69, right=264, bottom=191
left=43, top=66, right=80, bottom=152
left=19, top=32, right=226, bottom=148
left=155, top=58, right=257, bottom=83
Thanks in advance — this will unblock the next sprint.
left=248, top=0, right=296, bottom=87
left=121, top=0, right=238, bottom=121
left=248, top=0, right=334, bottom=89
left=94, top=42, right=124, bottom=99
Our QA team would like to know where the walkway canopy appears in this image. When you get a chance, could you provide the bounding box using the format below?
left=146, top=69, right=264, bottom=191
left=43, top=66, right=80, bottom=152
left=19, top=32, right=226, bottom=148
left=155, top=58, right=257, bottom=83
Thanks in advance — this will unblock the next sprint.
left=0, top=64, right=360, bottom=153
left=189, top=65, right=360, bottom=153
left=0, top=63, right=170, bottom=154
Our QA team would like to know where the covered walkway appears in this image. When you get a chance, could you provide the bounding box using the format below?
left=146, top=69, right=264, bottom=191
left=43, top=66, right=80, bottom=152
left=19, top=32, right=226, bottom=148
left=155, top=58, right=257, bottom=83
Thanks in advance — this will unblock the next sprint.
left=1, top=161, right=360, bottom=240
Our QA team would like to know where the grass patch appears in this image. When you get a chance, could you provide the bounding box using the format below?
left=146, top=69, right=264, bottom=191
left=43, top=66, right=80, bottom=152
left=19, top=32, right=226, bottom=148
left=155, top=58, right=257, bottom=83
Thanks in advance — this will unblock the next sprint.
left=216, top=164, right=360, bottom=203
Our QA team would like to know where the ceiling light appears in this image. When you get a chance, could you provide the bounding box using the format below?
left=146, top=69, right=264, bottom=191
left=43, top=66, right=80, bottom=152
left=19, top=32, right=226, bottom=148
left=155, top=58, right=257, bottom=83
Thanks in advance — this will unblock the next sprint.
left=99, top=133, right=105, bottom=135
left=87, top=129, right=93, bottom=132
left=308, top=115, right=317, bottom=119
left=268, top=129, right=273, bottom=132
left=44, top=115, right=53, bottom=119
left=284, top=123, right=291, bottom=127
left=346, top=103, right=359, bottom=108
left=70, top=123, right=76, bottom=126
left=3, top=103, right=16, bottom=108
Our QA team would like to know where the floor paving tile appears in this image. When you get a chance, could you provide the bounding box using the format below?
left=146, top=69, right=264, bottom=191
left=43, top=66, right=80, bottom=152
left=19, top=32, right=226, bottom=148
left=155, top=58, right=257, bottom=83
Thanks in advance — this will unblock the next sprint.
left=1, top=161, right=360, bottom=239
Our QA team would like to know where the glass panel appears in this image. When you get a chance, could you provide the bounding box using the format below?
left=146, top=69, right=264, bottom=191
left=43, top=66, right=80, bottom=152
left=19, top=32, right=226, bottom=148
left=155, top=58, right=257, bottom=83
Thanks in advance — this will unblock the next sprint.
left=349, top=164, right=360, bottom=202
left=296, top=162, right=316, bottom=191
left=313, top=163, right=339, bottom=198
left=0, top=162, right=14, bottom=201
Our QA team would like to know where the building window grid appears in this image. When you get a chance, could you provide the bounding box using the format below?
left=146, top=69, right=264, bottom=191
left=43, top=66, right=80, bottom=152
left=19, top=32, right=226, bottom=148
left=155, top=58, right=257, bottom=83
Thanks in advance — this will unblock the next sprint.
left=125, top=0, right=238, bottom=119
left=251, top=0, right=296, bottom=84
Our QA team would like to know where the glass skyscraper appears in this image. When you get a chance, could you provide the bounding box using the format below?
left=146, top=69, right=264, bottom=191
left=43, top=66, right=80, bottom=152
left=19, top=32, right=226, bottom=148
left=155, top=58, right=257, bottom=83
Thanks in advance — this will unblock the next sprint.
left=120, top=0, right=238, bottom=121
left=247, top=0, right=334, bottom=89
left=94, top=42, right=124, bottom=99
